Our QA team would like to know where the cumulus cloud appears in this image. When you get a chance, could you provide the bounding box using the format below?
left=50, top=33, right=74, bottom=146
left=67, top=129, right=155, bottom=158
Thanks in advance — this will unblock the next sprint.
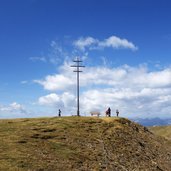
left=81, top=87, right=171, bottom=117
left=38, top=93, right=61, bottom=106
left=35, top=62, right=171, bottom=118
left=0, top=102, right=28, bottom=118
left=99, top=36, right=138, bottom=51
left=73, top=36, right=138, bottom=51
left=38, top=92, right=76, bottom=115
left=34, top=74, right=75, bottom=91
left=36, top=64, right=171, bottom=90
left=38, top=92, right=75, bottom=107
left=10, top=102, right=24, bottom=110
left=0, top=102, right=25, bottom=112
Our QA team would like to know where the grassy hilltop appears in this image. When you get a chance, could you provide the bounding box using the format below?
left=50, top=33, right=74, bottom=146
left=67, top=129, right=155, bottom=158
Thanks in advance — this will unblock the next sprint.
left=0, top=117, right=171, bottom=171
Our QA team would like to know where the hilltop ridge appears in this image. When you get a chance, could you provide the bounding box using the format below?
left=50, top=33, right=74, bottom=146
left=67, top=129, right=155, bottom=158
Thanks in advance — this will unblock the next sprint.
left=0, top=117, right=171, bottom=170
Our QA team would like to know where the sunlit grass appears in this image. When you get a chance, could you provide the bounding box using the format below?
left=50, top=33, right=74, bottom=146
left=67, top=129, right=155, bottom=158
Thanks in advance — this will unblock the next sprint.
left=0, top=116, right=171, bottom=170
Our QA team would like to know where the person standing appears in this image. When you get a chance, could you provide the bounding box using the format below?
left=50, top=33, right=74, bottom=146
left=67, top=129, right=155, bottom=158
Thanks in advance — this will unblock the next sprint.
left=116, top=109, right=119, bottom=117
left=58, top=109, right=61, bottom=117
left=108, top=107, right=111, bottom=117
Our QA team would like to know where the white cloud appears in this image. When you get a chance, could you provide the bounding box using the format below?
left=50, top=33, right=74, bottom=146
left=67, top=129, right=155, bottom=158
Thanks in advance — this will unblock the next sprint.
left=34, top=63, right=171, bottom=92
left=29, top=41, right=69, bottom=66
left=99, top=36, right=138, bottom=51
left=29, top=56, right=47, bottom=62
left=38, top=92, right=76, bottom=115
left=49, top=41, right=69, bottom=65
left=73, top=37, right=97, bottom=51
left=34, top=74, right=75, bottom=91
left=35, top=62, right=171, bottom=118
left=80, top=87, right=171, bottom=118
left=38, top=93, right=61, bottom=106
left=73, top=36, right=138, bottom=51
left=0, top=102, right=28, bottom=118
left=38, top=92, right=75, bottom=107
left=10, top=102, right=24, bottom=110
left=61, top=92, right=75, bottom=107
left=0, top=102, right=25, bottom=112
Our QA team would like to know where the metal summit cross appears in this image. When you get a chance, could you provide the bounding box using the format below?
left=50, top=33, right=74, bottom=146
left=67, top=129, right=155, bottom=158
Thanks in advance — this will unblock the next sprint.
left=71, top=57, right=85, bottom=116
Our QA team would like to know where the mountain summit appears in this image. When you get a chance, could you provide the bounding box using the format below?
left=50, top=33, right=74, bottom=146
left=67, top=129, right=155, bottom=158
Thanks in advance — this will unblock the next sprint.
left=0, top=117, right=171, bottom=170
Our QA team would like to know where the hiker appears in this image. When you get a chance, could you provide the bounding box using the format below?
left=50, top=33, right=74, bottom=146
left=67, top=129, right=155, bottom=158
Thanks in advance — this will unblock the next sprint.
left=58, top=109, right=61, bottom=117
left=108, top=107, right=111, bottom=117
left=116, top=109, right=119, bottom=117
left=106, top=107, right=111, bottom=117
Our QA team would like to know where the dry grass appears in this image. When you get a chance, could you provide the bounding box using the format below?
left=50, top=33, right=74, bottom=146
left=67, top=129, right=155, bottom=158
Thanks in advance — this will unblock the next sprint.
left=0, top=117, right=171, bottom=171
left=149, top=125, right=171, bottom=140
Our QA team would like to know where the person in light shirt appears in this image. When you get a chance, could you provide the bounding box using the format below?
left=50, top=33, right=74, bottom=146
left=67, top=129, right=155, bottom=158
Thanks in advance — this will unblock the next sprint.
left=116, top=109, right=119, bottom=117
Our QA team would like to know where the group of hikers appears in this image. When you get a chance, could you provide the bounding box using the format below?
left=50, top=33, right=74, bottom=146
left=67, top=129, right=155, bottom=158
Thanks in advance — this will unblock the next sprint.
left=105, top=107, right=119, bottom=117
left=58, top=108, right=119, bottom=117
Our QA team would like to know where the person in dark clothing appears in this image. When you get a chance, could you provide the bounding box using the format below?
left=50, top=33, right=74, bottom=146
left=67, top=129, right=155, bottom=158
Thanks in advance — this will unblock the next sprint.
left=58, top=109, right=61, bottom=117
left=106, top=107, right=111, bottom=117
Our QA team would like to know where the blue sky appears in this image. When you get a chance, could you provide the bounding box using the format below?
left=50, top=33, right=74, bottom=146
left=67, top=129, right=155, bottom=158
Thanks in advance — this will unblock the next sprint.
left=0, top=0, right=171, bottom=118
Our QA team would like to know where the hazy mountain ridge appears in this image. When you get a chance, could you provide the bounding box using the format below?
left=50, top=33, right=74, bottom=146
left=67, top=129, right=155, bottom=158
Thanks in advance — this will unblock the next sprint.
left=131, top=117, right=171, bottom=126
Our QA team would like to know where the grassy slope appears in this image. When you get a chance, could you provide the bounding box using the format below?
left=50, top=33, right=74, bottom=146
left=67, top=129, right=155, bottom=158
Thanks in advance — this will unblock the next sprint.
left=0, top=117, right=171, bottom=171
left=149, top=125, right=171, bottom=140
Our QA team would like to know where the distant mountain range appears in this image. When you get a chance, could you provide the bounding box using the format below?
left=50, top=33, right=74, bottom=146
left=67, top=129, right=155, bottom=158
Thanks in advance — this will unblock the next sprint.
left=130, top=117, right=171, bottom=126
